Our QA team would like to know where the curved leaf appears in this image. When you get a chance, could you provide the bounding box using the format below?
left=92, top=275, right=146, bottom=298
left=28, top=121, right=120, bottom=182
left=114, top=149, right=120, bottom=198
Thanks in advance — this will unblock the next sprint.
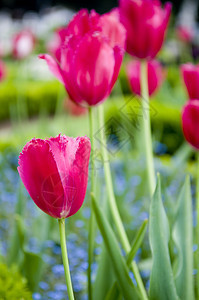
left=92, top=194, right=141, bottom=300
left=149, top=175, right=179, bottom=300
left=172, top=176, right=194, bottom=300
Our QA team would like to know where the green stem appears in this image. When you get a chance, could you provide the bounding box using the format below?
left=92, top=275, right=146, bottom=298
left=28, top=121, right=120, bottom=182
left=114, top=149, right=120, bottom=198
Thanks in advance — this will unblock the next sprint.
left=88, top=107, right=95, bottom=300
left=195, top=152, right=199, bottom=298
left=98, top=104, right=148, bottom=300
left=140, top=60, right=156, bottom=198
left=58, top=219, right=75, bottom=300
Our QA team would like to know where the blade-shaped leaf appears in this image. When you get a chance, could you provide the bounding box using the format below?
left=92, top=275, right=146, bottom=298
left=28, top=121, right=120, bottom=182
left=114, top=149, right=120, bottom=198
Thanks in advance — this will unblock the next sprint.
left=92, top=194, right=141, bottom=300
left=106, top=219, right=148, bottom=300
left=149, top=175, right=179, bottom=300
left=172, top=176, right=194, bottom=300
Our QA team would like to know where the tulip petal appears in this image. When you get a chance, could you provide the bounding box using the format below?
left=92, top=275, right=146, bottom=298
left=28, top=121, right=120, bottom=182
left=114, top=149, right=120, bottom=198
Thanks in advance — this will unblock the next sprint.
left=39, top=54, right=65, bottom=84
left=18, top=138, right=65, bottom=218
left=72, top=33, right=115, bottom=106
left=47, top=135, right=91, bottom=218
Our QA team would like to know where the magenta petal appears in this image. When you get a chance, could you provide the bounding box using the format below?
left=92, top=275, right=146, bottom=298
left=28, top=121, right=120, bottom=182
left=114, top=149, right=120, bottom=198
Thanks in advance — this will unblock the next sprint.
left=39, top=54, right=65, bottom=84
left=18, top=138, right=64, bottom=218
left=109, top=46, right=124, bottom=92
left=72, top=33, right=115, bottom=106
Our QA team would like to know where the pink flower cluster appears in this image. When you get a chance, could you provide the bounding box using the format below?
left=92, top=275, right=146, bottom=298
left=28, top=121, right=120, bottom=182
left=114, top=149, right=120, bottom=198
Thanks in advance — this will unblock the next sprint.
left=19, top=0, right=172, bottom=219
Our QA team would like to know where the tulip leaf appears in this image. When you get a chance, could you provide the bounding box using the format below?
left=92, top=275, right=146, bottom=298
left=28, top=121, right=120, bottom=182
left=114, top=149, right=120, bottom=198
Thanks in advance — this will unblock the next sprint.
left=172, top=176, right=194, bottom=300
left=92, top=194, right=141, bottom=300
left=23, top=251, right=44, bottom=292
left=105, top=219, right=148, bottom=300
left=149, top=175, right=179, bottom=300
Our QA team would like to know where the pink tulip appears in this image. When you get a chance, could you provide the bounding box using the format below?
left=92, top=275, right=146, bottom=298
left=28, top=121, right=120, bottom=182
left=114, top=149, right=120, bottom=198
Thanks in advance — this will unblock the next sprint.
left=119, top=0, right=172, bottom=59
left=13, top=30, right=35, bottom=59
left=0, top=60, right=6, bottom=81
left=39, top=9, right=125, bottom=106
left=182, top=100, right=199, bottom=150
left=181, top=63, right=199, bottom=100
left=18, top=135, right=91, bottom=219
left=126, top=59, right=164, bottom=96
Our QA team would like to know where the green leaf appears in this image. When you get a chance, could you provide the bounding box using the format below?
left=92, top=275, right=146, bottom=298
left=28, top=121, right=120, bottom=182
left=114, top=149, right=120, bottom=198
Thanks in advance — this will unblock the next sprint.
left=105, top=219, right=148, bottom=300
left=11, top=214, right=44, bottom=292
left=149, top=175, right=179, bottom=300
left=172, top=176, right=194, bottom=300
left=126, top=219, right=148, bottom=266
left=7, top=183, right=26, bottom=265
left=92, top=194, right=141, bottom=300
left=23, top=251, right=44, bottom=292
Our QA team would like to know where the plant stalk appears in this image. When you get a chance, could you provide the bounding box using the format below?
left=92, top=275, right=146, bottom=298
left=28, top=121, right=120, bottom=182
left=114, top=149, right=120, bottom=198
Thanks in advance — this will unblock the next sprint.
left=195, top=152, right=199, bottom=298
left=140, top=60, right=156, bottom=198
left=58, top=219, right=75, bottom=300
left=98, top=104, right=148, bottom=300
left=88, top=106, right=95, bottom=300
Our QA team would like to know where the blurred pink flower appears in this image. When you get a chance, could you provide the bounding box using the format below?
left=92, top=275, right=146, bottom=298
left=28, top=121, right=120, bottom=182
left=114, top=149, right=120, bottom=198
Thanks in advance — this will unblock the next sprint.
left=64, top=98, right=88, bottom=116
left=119, top=0, right=172, bottom=59
left=182, top=100, right=199, bottom=150
left=126, top=59, right=165, bottom=96
left=40, top=9, right=126, bottom=106
left=181, top=63, right=199, bottom=100
left=0, top=60, right=6, bottom=81
left=176, top=25, right=193, bottom=43
left=18, top=135, right=91, bottom=219
left=13, top=30, right=36, bottom=59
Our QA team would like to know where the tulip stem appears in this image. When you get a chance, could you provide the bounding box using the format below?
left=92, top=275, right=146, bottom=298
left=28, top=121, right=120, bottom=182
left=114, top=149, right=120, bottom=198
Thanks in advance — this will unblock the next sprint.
left=140, top=60, right=156, bottom=198
left=58, top=218, right=75, bottom=300
left=98, top=104, right=148, bottom=300
left=196, top=152, right=199, bottom=298
left=88, top=106, right=95, bottom=300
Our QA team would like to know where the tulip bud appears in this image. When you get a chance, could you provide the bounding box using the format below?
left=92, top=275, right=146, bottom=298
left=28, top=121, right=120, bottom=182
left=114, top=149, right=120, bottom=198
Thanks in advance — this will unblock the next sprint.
left=18, top=135, right=91, bottom=218
left=182, top=100, right=199, bottom=150
left=181, top=63, right=199, bottom=100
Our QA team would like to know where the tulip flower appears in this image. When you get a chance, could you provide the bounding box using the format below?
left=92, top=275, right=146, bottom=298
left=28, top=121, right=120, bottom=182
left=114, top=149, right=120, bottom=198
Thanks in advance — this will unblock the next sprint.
left=181, top=63, right=199, bottom=100
left=13, top=30, right=35, bottom=59
left=119, top=0, right=172, bottom=59
left=18, top=134, right=91, bottom=219
left=39, top=9, right=125, bottom=106
left=0, top=60, right=6, bottom=81
left=182, top=100, right=199, bottom=150
left=126, top=60, right=164, bottom=96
